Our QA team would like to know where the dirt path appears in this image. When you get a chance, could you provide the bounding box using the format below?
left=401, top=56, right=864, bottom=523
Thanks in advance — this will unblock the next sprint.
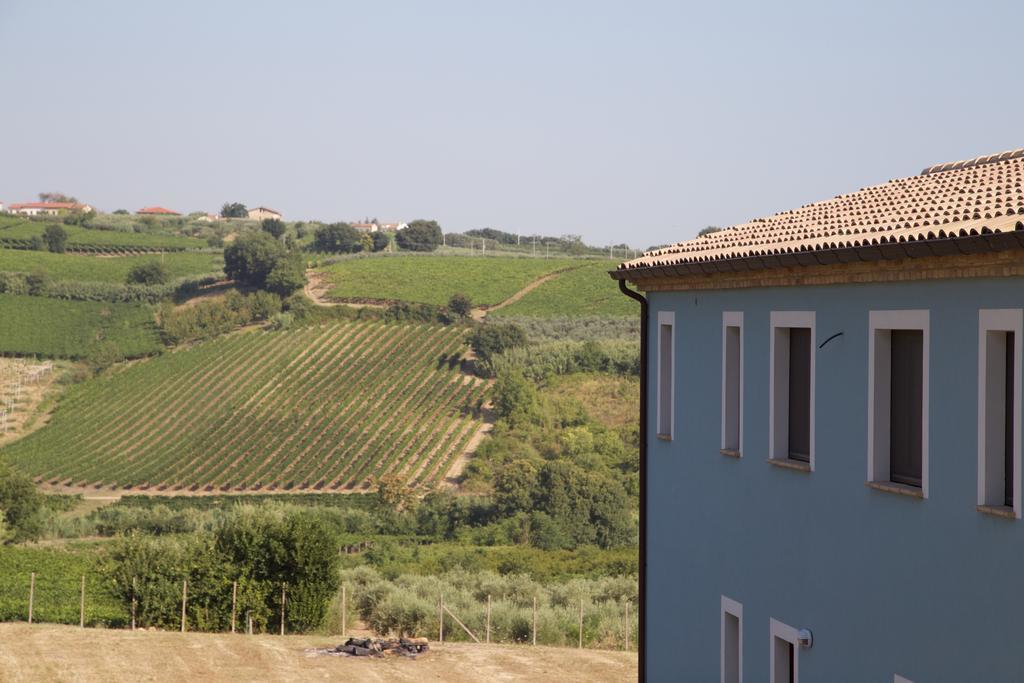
left=442, top=402, right=495, bottom=487
left=0, top=623, right=637, bottom=683
left=304, top=270, right=386, bottom=308
left=469, top=269, right=575, bottom=321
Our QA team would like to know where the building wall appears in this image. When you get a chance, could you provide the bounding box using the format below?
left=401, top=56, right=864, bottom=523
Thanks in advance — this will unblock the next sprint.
left=645, top=277, right=1024, bottom=682
left=248, top=209, right=281, bottom=221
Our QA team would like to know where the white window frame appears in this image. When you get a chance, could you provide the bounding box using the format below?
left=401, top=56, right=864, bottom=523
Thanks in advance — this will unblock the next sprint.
left=721, top=312, right=744, bottom=456
left=769, top=311, right=816, bottom=469
left=977, top=309, right=1022, bottom=517
left=721, top=596, right=743, bottom=683
left=867, top=310, right=930, bottom=498
left=769, top=618, right=799, bottom=683
left=657, top=310, right=675, bottom=440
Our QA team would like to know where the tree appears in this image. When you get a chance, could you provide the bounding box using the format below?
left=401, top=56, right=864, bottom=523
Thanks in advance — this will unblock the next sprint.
left=224, top=232, right=286, bottom=288
left=220, top=202, right=248, bottom=218
left=469, top=323, right=527, bottom=362
left=38, top=192, right=77, bottom=204
left=491, top=370, right=540, bottom=426
left=127, top=261, right=169, bottom=285
left=0, top=464, right=43, bottom=544
left=370, top=231, right=390, bottom=252
left=395, top=219, right=443, bottom=252
left=28, top=235, right=45, bottom=251
left=312, top=223, right=363, bottom=253
left=698, top=226, right=722, bottom=237
left=43, top=224, right=68, bottom=253
left=494, top=460, right=539, bottom=516
left=448, top=293, right=473, bottom=318
left=113, top=209, right=129, bottom=215
left=265, top=254, right=306, bottom=296
left=261, top=218, right=286, bottom=239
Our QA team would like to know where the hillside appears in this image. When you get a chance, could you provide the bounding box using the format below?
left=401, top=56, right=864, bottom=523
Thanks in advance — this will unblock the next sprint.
left=0, top=216, right=206, bottom=251
left=314, top=255, right=583, bottom=306
left=1, top=321, right=487, bottom=491
left=0, top=294, right=161, bottom=359
left=489, top=261, right=634, bottom=318
left=0, top=248, right=222, bottom=283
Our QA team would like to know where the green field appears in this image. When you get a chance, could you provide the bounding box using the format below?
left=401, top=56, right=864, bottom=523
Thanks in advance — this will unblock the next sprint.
left=0, top=294, right=161, bottom=358
left=0, top=544, right=123, bottom=627
left=0, top=217, right=205, bottom=251
left=2, top=320, right=488, bottom=490
left=316, top=255, right=584, bottom=306
left=0, top=248, right=222, bottom=283
left=490, top=261, right=634, bottom=318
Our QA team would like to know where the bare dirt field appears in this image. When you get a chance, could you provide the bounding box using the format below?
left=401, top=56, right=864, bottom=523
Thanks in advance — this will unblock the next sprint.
left=0, top=624, right=637, bottom=683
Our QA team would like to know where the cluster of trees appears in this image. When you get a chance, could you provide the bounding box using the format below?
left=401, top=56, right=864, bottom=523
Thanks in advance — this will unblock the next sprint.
left=158, top=290, right=282, bottom=344
left=105, top=505, right=340, bottom=632
left=0, top=464, right=44, bottom=544
left=394, top=220, right=443, bottom=252
left=126, top=261, right=169, bottom=286
left=220, top=202, right=248, bottom=219
left=312, top=223, right=389, bottom=254
left=223, top=232, right=304, bottom=296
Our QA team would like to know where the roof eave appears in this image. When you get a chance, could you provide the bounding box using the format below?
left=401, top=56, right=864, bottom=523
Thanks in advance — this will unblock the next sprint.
left=608, top=232, right=1024, bottom=283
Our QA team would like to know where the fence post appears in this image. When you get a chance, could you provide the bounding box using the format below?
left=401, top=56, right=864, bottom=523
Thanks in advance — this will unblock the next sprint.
left=131, top=577, right=137, bottom=631
left=79, top=576, right=86, bottom=628
left=341, top=585, right=347, bottom=636
left=578, top=598, right=584, bottom=649
left=180, top=580, right=187, bottom=633
left=625, top=601, right=630, bottom=651
left=247, top=611, right=253, bottom=635
left=231, top=581, right=237, bottom=634
left=532, top=597, right=537, bottom=646
left=438, top=595, right=444, bottom=642
left=28, top=572, right=35, bottom=625
left=280, top=585, right=286, bottom=636
left=485, top=594, right=491, bottom=644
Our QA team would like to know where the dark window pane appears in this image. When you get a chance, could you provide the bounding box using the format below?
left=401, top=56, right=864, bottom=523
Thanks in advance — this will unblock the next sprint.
left=788, top=328, right=811, bottom=462
left=1006, top=332, right=1015, bottom=507
left=659, top=324, right=672, bottom=435
left=890, top=330, right=923, bottom=486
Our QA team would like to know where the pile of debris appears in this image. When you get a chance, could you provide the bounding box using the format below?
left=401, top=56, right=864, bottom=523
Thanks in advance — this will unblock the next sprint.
left=307, top=637, right=430, bottom=659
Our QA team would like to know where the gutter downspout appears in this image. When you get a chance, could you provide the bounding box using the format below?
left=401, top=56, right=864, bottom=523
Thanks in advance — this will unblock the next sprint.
left=617, top=278, right=647, bottom=682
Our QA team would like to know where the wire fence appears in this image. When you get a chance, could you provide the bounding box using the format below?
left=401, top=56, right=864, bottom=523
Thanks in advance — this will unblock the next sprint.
left=0, top=570, right=637, bottom=650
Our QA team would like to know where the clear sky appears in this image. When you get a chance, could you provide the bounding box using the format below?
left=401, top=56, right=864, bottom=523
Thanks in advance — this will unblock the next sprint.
left=2, top=0, right=1022, bottom=248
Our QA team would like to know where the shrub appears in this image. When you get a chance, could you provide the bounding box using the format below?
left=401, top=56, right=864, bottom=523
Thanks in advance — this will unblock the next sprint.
left=312, top=223, right=363, bottom=253
left=126, top=261, right=170, bottom=285
left=223, top=232, right=285, bottom=288
left=469, top=323, right=527, bottom=365
left=43, top=225, right=68, bottom=253
left=0, top=464, right=44, bottom=543
left=448, top=293, right=473, bottom=318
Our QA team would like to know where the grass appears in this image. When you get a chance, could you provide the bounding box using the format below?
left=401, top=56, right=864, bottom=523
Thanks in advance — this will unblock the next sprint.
left=315, top=255, right=585, bottom=307
left=490, top=262, right=634, bottom=318
left=0, top=294, right=161, bottom=359
left=2, top=320, right=488, bottom=490
left=0, top=217, right=206, bottom=251
left=540, top=373, right=639, bottom=431
left=0, top=248, right=223, bottom=283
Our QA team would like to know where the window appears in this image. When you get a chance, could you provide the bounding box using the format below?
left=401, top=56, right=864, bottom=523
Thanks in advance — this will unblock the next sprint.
left=978, top=310, right=1022, bottom=517
left=769, top=618, right=799, bottom=683
left=721, top=313, right=743, bottom=457
left=770, top=312, right=815, bottom=469
left=657, top=311, right=675, bottom=440
left=868, top=311, right=929, bottom=497
left=721, top=596, right=742, bottom=683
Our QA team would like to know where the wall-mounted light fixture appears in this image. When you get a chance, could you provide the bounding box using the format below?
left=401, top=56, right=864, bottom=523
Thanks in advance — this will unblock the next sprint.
left=798, top=628, right=814, bottom=649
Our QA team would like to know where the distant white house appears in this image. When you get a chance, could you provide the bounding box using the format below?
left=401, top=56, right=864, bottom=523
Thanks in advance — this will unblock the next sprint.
left=352, top=222, right=379, bottom=233
left=194, top=213, right=220, bottom=223
left=0, top=201, right=6, bottom=213
left=8, top=201, right=94, bottom=216
left=248, top=206, right=282, bottom=221
left=380, top=222, right=408, bottom=231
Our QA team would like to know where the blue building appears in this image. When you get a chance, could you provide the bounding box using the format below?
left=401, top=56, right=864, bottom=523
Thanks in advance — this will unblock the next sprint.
left=612, top=148, right=1024, bottom=682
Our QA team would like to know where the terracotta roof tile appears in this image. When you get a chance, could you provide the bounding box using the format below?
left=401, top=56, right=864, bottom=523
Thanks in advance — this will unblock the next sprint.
left=619, top=148, right=1024, bottom=273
